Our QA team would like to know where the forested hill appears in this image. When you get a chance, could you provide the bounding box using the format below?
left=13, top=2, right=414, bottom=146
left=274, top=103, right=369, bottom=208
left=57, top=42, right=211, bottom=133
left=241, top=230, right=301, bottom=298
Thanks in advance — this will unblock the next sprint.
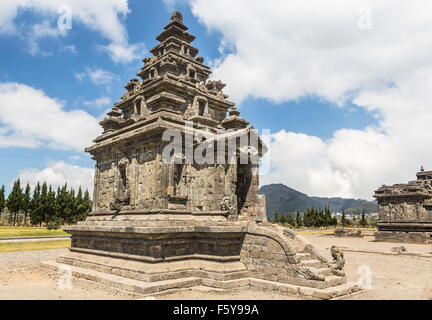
left=259, top=184, right=378, bottom=220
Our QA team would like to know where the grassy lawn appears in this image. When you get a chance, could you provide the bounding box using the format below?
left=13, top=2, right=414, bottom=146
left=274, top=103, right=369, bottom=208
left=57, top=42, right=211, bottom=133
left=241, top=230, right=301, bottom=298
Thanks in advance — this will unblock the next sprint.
left=0, top=239, right=71, bottom=253
left=0, top=226, right=68, bottom=238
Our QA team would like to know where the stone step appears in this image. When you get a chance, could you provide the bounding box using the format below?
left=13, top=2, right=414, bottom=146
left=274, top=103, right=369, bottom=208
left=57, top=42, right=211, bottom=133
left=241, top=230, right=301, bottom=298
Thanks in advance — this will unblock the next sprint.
left=40, top=261, right=201, bottom=295
left=247, top=278, right=359, bottom=300
left=300, top=259, right=323, bottom=268
left=312, top=282, right=361, bottom=300
left=303, top=266, right=333, bottom=277
left=40, top=260, right=360, bottom=300
left=324, top=275, right=346, bottom=287
left=295, top=252, right=312, bottom=261
left=56, top=254, right=249, bottom=283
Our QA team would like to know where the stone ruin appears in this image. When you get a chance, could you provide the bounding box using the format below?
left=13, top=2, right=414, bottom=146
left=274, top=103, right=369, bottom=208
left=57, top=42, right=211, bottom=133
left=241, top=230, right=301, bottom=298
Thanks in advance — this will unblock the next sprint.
left=334, top=228, right=363, bottom=238
left=374, top=167, right=432, bottom=243
left=42, top=11, right=359, bottom=299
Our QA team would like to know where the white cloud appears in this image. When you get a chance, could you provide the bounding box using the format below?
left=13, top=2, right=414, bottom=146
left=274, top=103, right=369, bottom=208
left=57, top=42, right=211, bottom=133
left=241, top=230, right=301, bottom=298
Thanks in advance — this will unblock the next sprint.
left=168, top=0, right=432, bottom=199
left=26, top=20, right=67, bottom=56
left=74, top=68, right=117, bottom=86
left=60, top=45, right=77, bottom=54
left=18, top=161, right=94, bottom=195
left=102, top=42, right=146, bottom=64
left=0, top=82, right=101, bottom=151
left=0, top=0, right=145, bottom=63
left=83, top=96, right=111, bottom=108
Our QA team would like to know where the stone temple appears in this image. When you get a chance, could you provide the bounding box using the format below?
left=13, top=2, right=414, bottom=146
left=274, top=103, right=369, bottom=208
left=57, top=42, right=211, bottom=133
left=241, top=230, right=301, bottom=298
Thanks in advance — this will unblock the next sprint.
left=42, top=12, right=359, bottom=299
left=374, top=167, right=432, bottom=243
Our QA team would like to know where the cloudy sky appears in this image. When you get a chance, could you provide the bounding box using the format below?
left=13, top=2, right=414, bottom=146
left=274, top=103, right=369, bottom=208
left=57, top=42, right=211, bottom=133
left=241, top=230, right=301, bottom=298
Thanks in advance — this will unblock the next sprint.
left=1, top=0, right=431, bottom=200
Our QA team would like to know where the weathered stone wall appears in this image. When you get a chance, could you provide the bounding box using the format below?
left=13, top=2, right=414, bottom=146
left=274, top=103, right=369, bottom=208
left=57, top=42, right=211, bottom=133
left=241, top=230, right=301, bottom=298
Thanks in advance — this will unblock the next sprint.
left=240, top=233, right=299, bottom=281
left=93, top=142, right=166, bottom=212
left=71, top=233, right=244, bottom=259
left=375, top=231, right=431, bottom=244
left=93, top=142, right=259, bottom=218
left=182, top=164, right=228, bottom=212
left=378, top=198, right=432, bottom=222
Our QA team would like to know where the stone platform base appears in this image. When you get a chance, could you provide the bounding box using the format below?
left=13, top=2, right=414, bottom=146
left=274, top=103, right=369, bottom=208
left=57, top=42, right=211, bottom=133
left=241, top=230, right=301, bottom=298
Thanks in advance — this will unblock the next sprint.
left=46, top=215, right=361, bottom=299
left=40, top=259, right=360, bottom=300
left=375, top=231, right=432, bottom=244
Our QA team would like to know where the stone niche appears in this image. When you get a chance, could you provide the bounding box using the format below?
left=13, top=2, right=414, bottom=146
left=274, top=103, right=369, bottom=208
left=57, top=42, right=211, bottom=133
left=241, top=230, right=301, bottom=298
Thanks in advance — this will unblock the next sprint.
left=41, top=11, right=359, bottom=300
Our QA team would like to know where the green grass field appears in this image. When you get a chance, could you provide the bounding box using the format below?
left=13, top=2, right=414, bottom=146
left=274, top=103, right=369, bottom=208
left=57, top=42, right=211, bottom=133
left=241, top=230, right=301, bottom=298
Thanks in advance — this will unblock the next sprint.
left=0, top=226, right=68, bottom=238
left=0, top=239, right=71, bottom=253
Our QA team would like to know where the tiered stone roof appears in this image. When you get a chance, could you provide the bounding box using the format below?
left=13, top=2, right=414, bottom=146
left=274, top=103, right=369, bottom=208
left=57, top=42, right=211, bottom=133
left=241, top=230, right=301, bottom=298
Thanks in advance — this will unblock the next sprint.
left=374, top=167, right=432, bottom=199
left=96, top=11, right=249, bottom=149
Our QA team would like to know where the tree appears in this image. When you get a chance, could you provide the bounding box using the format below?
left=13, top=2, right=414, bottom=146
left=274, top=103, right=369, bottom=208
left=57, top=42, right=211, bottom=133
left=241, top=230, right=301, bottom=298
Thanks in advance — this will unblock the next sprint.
left=279, top=213, right=287, bottom=225
left=46, top=185, right=57, bottom=223
left=303, top=208, right=312, bottom=227
left=22, top=183, right=31, bottom=226
left=7, top=179, right=22, bottom=226
left=296, top=211, right=303, bottom=227
left=38, top=182, right=48, bottom=226
left=56, top=184, right=69, bottom=223
left=30, top=182, right=42, bottom=226
left=273, top=211, right=279, bottom=224
left=286, top=213, right=296, bottom=227
left=82, top=189, right=92, bottom=218
left=324, top=204, right=333, bottom=227
left=360, top=209, right=367, bottom=227
left=0, top=185, right=6, bottom=220
left=341, top=210, right=346, bottom=228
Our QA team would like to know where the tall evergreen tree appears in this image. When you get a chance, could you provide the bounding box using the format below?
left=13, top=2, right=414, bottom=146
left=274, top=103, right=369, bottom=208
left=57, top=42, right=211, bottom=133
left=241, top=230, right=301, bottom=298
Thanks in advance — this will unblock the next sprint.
left=341, top=210, right=346, bottom=228
left=296, top=211, right=303, bottom=227
left=279, top=213, right=286, bottom=225
left=22, top=183, right=31, bottom=226
left=303, top=208, right=311, bottom=227
left=324, top=204, right=333, bottom=227
left=66, top=188, right=76, bottom=224
left=0, top=185, right=6, bottom=221
left=46, top=185, right=57, bottom=223
left=360, top=209, right=367, bottom=227
left=82, top=189, right=92, bottom=218
left=30, top=182, right=42, bottom=226
left=273, top=211, right=279, bottom=223
left=7, top=179, right=22, bottom=226
left=39, top=182, right=48, bottom=225
left=56, top=184, right=69, bottom=223
left=286, top=213, right=296, bottom=227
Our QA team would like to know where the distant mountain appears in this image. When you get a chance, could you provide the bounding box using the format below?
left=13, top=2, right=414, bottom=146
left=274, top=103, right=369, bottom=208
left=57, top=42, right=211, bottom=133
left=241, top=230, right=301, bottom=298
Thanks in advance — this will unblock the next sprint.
left=259, top=184, right=378, bottom=220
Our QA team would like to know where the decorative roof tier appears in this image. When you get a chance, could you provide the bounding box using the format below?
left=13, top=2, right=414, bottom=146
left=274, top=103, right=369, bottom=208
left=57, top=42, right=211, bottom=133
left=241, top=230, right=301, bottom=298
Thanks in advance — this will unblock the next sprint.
left=91, top=11, right=250, bottom=151
left=374, top=167, right=432, bottom=199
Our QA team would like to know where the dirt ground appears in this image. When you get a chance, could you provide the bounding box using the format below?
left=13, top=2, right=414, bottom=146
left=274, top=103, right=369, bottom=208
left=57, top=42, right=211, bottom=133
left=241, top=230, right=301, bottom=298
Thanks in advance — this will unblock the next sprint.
left=0, top=234, right=431, bottom=300
left=304, top=234, right=432, bottom=300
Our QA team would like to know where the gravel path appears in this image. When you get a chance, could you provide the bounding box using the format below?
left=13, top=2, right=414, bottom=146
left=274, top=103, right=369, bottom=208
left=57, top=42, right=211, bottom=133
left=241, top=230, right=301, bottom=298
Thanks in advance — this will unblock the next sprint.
left=0, top=249, right=68, bottom=271
left=0, top=248, right=139, bottom=300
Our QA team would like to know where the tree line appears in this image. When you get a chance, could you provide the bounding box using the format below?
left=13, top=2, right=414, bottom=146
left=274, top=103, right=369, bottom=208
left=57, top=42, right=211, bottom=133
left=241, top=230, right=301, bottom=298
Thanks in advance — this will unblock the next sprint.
left=0, top=179, right=92, bottom=228
left=273, top=204, right=368, bottom=228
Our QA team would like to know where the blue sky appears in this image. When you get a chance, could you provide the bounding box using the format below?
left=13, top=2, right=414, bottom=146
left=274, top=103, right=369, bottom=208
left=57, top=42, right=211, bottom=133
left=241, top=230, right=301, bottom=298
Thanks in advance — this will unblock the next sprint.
left=1, top=1, right=431, bottom=200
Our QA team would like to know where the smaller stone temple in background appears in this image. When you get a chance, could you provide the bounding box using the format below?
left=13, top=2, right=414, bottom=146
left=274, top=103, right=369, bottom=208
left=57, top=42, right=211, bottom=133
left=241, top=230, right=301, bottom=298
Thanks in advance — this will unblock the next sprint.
left=374, top=167, right=432, bottom=243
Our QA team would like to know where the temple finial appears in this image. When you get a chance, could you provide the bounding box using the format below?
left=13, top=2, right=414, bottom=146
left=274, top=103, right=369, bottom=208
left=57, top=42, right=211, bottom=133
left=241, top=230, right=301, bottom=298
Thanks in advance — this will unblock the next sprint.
left=421, top=165, right=424, bottom=172
left=170, top=11, right=183, bottom=24
left=229, top=106, right=240, bottom=117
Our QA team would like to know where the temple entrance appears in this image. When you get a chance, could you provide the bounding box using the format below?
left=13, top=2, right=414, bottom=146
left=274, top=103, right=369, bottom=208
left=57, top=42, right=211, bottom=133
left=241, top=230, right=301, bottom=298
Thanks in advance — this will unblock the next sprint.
left=236, top=163, right=252, bottom=213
